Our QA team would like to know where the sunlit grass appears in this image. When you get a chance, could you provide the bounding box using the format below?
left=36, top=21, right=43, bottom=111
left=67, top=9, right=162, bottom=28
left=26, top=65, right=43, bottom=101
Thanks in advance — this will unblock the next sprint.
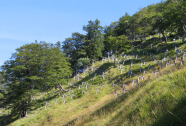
left=5, top=38, right=186, bottom=126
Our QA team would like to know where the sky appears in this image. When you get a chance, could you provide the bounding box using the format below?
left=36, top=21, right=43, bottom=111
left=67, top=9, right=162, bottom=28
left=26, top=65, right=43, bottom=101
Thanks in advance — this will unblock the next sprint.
left=0, top=0, right=162, bottom=66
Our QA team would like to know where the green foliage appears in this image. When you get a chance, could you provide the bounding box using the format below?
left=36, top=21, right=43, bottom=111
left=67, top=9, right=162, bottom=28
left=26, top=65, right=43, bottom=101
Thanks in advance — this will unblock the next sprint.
left=77, top=58, right=90, bottom=68
left=115, top=13, right=132, bottom=38
left=62, top=32, right=86, bottom=73
left=164, top=0, right=186, bottom=42
left=74, top=90, right=83, bottom=99
left=105, top=35, right=130, bottom=54
left=0, top=72, right=4, bottom=99
left=1, top=0, right=186, bottom=125
left=6, top=38, right=186, bottom=126
left=1, top=42, right=72, bottom=118
left=83, top=19, right=104, bottom=61
left=63, top=32, right=86, bottom=61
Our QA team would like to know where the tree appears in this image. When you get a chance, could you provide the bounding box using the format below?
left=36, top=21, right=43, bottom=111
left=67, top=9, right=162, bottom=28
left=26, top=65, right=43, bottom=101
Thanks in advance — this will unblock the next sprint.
left=105, top=35, right=130, bottom=67
left=132, top=5, right=157, bottom=42
left=1, top=42, right=72, bottom=118
left=150, top=0, right=186, bottom=43
left=77, top=58, right=90, bottom=71
left=114, top=13, right=132, bottom=38
left=0, top=71, right=4, bottom=100
left=164, top=0, right=186, bottom=43
left=150, top=2, right=169, bottom=43
left=83, top=19, right=104, bottom=61
left=103, top=22, right=118, bottom=54
left=63, top=32, right=86, bottom=58
left=62, top=32, right=86, bottom=73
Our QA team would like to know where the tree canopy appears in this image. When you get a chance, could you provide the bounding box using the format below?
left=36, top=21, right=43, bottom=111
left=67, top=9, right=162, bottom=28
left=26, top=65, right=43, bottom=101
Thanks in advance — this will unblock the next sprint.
left=1, top=42, right=72, bottom=117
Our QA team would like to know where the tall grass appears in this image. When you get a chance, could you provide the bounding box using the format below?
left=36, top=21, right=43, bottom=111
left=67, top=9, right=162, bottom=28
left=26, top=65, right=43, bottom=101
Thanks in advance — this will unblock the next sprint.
left=3, top=39, right=186, bottom=126
left=67, top=68, right=186, bottom=126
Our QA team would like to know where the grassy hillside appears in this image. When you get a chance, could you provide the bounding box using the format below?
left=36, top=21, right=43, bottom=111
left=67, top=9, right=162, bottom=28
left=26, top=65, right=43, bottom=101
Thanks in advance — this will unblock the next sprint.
left=68, top=68, right=186, bottom=126
left=1, top=35, right=186, bottom=126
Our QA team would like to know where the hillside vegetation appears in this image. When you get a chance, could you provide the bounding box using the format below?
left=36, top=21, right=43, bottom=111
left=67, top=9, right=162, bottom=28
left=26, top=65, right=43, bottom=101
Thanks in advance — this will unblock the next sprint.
left=3, top=36, right=185, bottom=126
left=0, top=0, right=186, bottom=125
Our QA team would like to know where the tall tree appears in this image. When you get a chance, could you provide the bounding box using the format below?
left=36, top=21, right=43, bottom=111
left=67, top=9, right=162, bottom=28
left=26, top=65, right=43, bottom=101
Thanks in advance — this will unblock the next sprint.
left=104, top=22, right=117, bottom=54
left=106, top=35, right=130, bottom=67
left=164, top=0, right=186, bottom=43
left=133, top=5, right=156, bottom=42
left=62, top=32, right=86, bottom=73
left=77, top=58, right=90, bottom=71
left=115, top=13, right=132, bottom=38
left=151, top=2, right=170, bottom=43
left=1, top=42, right=72, bottom=118
left=83, top=19, right=104, bottom=61
left=0, top=71, right=4, bottom=100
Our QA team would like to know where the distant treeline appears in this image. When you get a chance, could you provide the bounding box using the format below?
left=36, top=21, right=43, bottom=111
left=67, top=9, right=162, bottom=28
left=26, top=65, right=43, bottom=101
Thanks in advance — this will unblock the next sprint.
left=62, top=0, right=185, bottom=73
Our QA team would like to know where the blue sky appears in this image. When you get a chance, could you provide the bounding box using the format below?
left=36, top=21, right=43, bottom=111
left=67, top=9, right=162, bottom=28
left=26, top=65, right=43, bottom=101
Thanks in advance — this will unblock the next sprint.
left=0, top=0, right=162, bottom=66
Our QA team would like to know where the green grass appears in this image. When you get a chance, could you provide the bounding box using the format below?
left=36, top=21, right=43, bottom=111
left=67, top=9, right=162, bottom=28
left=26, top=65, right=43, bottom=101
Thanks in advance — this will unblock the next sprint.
left=76, top=69, right=186, bottom=126
left=1, top=36, right=186, bottom=126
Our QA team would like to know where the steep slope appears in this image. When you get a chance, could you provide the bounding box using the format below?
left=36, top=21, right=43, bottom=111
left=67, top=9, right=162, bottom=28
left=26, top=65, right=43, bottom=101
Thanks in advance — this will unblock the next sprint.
left=1, top=36, right=186, bottom=126
left=68, top=67, right=186, bottom=126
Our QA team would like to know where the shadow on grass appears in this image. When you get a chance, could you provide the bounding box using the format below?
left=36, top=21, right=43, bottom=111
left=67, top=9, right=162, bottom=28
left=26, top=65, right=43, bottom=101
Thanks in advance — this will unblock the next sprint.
left=72, top=62, right=114, bottom=86
left=2, top=41, right=185, bottom=126
left=63, top=61, right=186, bottom=126
left=152, top=98, right=186, bottom=126
left=0, top=114, right=15, bottom=126
left=107, top=85, right=156, bottom=126
left=64, top=90, right=134, bottom=126
left=30, top=63, right=114, bottom=110
left=111, top=63, right=158, bottom=85
left=64, top=76, right=157, bottom=126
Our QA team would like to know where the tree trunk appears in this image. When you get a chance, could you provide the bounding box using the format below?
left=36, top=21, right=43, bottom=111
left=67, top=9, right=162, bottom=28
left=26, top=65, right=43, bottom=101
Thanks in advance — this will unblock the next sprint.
left=59, top=84, right=69, bottom=92
left=21, top=99, right=30, bottom=118
left=162, top=32, right=167, bottom=43
left=158, top=27, right=161, bottom=42
left=22, top=110, right=28, bottom=117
